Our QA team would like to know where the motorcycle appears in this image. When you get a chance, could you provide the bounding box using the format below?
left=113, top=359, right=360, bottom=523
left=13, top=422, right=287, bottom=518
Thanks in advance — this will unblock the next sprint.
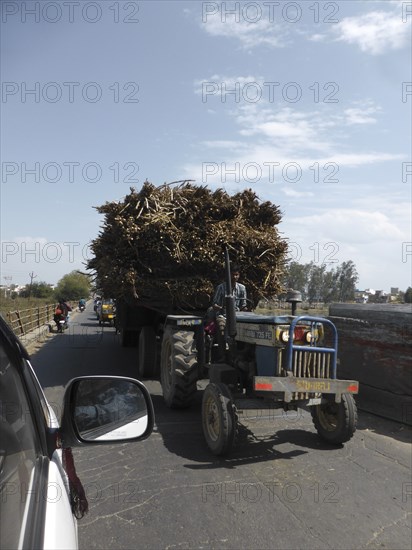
left=79, top=304, right=85, bottom=312
left=55, top=314, right=68, bottom=333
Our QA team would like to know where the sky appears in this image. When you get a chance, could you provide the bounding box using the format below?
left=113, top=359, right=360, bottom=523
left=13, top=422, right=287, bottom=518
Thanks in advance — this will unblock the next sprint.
left=1, top=0, right=411, bottom=293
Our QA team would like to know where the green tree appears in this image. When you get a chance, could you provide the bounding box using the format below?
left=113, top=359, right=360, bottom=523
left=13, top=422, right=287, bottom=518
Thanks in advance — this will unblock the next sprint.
left=322, top=269, right=339, bottom=303
left=335, top=260, right=358, bottom=302
left=20, top=281, right=53, bottom=299
left=405, top=287, right=412, bottom=303
left=54, top=271, right=91, bottom=301
left=307, top=263, right=327, bottom=304
left=281, top=259, right=359, bottom=304
left=283, top=261, right=311, bottom=299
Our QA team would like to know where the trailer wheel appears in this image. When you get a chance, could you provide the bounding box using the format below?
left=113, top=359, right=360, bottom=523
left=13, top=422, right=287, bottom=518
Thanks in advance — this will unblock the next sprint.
left=311, top=393, right=357, bottom=444
left=138, top=326, right=158, bottom=379
left=202, top=383, right=237, bottom=456
left=161, top=328, right=198, bottom=408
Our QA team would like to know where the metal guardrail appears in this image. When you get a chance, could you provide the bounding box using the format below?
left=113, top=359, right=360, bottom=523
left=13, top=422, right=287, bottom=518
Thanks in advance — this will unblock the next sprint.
left=5, top=304, right=56, bottom=336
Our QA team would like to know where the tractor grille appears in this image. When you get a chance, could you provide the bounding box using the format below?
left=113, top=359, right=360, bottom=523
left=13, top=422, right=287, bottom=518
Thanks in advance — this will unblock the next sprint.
left=277, top=348, right=332, bottom=400
left=292, top=349, right=331, bottom=379
left=277, top=348, right=332, bottom=378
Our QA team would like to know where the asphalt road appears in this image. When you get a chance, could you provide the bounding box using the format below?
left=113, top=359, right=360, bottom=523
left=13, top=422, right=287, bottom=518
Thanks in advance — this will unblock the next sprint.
left=29, top=304, right=412, bottom=550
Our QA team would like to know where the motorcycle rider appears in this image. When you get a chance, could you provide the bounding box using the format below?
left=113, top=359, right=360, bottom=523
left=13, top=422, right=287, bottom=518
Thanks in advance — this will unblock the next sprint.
left=78, top=298, right=86, bottom=311
left=54, top=299, right=72, bottom=332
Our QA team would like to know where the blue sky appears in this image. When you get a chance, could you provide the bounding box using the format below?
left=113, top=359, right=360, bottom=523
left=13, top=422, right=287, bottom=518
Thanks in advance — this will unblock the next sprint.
left=1, top=0, right=411, bottom=292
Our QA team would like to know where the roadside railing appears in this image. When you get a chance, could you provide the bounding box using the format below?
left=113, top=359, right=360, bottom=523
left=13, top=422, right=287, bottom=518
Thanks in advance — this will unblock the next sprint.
left=5, top=304, right=56, bottom=336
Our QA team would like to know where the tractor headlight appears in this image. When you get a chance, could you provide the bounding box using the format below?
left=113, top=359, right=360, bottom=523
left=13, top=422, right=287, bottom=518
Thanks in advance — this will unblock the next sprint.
left=280, top=331, right=290, bottom=342
left=305, top=329, right=319, bottom=343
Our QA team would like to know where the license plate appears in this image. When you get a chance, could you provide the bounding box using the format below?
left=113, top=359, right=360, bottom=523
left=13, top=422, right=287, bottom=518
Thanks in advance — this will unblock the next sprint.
left=296, top=380, right=331, bottom=392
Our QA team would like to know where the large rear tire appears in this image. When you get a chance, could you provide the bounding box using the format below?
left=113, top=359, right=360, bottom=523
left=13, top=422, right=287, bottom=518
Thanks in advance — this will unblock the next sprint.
left=160, top=328, right=198, bottom=408
left=138, top=326, right=158, bottom=379
left=311, top=393, right=357, bottom=444
left=202, top=383, right=238, bottom=456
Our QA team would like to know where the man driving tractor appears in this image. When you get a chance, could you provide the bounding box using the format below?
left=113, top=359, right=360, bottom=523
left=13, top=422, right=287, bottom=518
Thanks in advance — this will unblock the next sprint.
left=209, top=264, right=248, bottom=361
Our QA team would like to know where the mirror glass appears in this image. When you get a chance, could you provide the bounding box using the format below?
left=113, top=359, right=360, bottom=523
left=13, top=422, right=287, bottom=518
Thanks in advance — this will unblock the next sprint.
left=73, top=379, right=149, bottom=441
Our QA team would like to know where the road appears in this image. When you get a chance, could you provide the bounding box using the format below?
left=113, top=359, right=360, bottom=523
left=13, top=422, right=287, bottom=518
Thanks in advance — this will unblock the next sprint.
left=29, top=304, right=412, bottom=550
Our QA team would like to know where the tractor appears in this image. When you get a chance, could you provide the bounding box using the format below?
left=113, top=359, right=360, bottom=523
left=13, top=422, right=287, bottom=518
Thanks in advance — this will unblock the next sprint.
left=160, top=248, right=359, bottom=456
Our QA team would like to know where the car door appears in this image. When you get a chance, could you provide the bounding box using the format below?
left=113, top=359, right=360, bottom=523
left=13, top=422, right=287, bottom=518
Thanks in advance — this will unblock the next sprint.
left=0, top=329, right=77, bottom=550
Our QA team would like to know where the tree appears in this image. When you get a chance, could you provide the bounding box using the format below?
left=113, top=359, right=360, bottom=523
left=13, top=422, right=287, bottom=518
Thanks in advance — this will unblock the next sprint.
left=281, top=259, right=359, bottom=304
left=335, top=260, right=358, bottom=302
left=405, top=287, right=412, bottom=303
left=20, top=281, right=53, bottom=299
left=322, top=269, right=339, bottom=303
left=283, top=261, right=311, bottom=299
left=54, top=271, right=91, bottom=301
left=307, top=263, right=327, bottom=305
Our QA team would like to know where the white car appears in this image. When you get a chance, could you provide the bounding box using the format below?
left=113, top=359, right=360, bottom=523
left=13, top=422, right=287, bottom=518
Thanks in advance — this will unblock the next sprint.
left=0, top=315, right=154, bottom=550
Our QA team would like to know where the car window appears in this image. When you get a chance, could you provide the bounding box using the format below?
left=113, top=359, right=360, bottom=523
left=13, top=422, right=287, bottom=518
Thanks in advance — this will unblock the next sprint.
left=0, top=340, right=41, bottom=550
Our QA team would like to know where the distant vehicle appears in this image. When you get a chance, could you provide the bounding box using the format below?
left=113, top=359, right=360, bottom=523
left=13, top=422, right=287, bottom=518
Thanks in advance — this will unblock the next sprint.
left=97, top=299, right=116, bottom=326
left=0, top=314, right=154, bottom=550
left=93, top=297, right=101, bottom=312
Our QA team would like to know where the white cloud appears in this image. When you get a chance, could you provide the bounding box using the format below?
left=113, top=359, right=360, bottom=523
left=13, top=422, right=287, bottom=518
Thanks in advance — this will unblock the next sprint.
left=202, top=140, right=245, bottom=149
left=308, top=33, right=327, bottom=43
left=185, top=100, right=404, bottom=179
left=282, top=208, right=410, bottom=290
left=200, top=10, right=290, bottom=49
left=315, top=151, right=404, bottom=166
left=233, top=105, right=335, bottom=152
left=344, top=103, right=381, bottom=125
left=334, top=9, right=411, bottom=55
left=185, top=71, right=409, bottom=291
left=1, top=237, right=89, bottom=285
left=281, top=188, right=314, bottom=198
left=194, top=74, right=265, bottom=94
left=289, top=210, right=405, bottom=244
left=200, top=3, right=411, bottom=55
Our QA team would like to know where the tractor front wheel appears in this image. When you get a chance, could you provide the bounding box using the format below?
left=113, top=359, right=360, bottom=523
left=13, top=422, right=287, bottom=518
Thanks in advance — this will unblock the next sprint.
left=311, top=393, right=357, bottom=444
left=202, top=383, right=237, bottom=456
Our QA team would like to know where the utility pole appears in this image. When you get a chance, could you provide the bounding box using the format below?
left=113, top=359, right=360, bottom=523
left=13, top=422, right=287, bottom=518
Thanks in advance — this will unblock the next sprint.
left=3, top=276, right=12, bottom=298
left=28, top=272, right=37, bottom=299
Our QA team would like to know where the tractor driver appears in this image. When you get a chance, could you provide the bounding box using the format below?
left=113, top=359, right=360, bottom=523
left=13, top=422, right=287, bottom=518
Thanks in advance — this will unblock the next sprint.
left=212, top=265, right=248, bottom=314
left=210, top=265, right=248, bottom=361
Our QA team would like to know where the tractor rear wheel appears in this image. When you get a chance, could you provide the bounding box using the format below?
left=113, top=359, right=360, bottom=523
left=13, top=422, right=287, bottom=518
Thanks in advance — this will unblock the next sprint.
left=311, top=393, right=357, bottom=444
left=160, top=328, right=198, bottom=408
left=138, top=326, right=158, bottom=379
left=202, top=383, right=238, bottom=456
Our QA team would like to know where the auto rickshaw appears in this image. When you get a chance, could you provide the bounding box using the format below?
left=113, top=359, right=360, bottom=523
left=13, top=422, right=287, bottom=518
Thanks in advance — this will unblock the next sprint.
left=98, top=299, right=116, bottom=326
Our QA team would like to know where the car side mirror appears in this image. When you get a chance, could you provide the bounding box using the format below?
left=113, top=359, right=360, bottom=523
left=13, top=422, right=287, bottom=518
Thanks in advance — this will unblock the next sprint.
left=60, top=376, right=155, bottom=447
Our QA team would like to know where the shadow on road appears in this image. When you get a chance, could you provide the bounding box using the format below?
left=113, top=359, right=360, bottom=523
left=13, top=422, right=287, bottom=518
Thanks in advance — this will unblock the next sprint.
left=149, top=393, right=343, bottom=469
left=29, top=324, right=130, bottom=390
